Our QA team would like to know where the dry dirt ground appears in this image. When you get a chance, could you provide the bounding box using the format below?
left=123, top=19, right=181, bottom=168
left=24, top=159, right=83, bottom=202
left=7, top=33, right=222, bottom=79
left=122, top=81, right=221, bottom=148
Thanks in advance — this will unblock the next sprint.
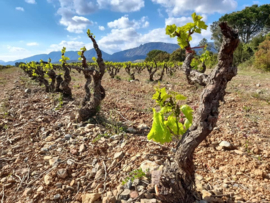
left=0, top=66, right=270, bottom=203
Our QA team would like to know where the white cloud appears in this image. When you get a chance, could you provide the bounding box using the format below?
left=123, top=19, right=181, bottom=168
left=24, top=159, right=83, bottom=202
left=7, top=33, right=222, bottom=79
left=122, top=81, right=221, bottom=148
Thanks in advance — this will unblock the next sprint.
left=26, top=42, right=39, bottom=46
left=73, top=0, right=97, bottom=15
left=139, top=28, right=176, bottom=44
left=107, top=15, right=149, bottom=29
left=98, top=27, right=178, bottom=54
left=99, top=26, right=105, bottom=31
left=142, top=21, right=149, bottom=28
left=108, top=16, right=135, bottom=29
left=98, top=28, right=141, bottom=53
left=157, top=8, right=163, bottom=17
left=48, top=40, right=86, bottom=52
left=165, top=14, right=207, bottom=26
left=16, top=7, right=24, bottom=12
left=98, top=18, right=213, bottom=54
left=53, top=0, right=144, bottom=15
left=165, top=16, right=192, bottom=26
left=97, top=0, right=144, bottom=12
left=189, top=25, right=212, bottom=46
left=67, top=35, right=81, bottom=40
left=57, top=8, right=93, bottom=33
left=152, top=0, right=237, bottom=16
left=25, top=0, right=36, bottom=4
left=49, top=0, right=145, bottom=33
left=7, top=46, right=28, bottom=53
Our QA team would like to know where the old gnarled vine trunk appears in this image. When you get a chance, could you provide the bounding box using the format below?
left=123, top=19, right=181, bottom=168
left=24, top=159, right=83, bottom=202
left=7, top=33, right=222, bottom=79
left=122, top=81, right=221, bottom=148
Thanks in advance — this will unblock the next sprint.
left=60, top=62, right=72, bottom=98
left=157, top=22, right=239, bottom=202
left=78, top=36, right=106, bottom=121
left=47, top=69, right=56, bottom=92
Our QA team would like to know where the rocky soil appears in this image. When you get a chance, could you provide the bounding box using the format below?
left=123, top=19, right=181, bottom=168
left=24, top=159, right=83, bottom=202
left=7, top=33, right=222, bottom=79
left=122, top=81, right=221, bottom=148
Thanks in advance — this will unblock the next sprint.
left=0, top=68, right=270, bottom=203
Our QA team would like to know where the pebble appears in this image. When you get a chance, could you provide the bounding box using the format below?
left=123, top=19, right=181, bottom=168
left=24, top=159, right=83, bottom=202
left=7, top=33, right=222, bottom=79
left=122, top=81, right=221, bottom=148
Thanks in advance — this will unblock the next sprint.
left=49, top=157, right=59, bottom=166
left=223, top=184, right=228, bottom=188
left=140, top=160, right=159, bottom=174
left=53, top=194, right=61, bottom=200
left=119, top=189, right=131, bottom=200
left=127, top=127, right=137, bottom=133
left=130, top=191, right=139, bottom=199
left=81, top=193, right=101, bottom=203
left=24, top=89, right=31, bottom=93
left=141, top=199, right=156, bottom=203
left=79, top=144, right=86, bottom=153
left=37, top=186, right=44, bottom=192
left=219, top=141, right=234, bottom=150
left=114, top=151, right=124, bottom=159
left=85, top=123, right=95, bottom=129
left=65, top=134, right=72, bottom=140
left=22, top=188, right=32, bottom=196
left=57, top=169, right=68, bottom=179
left=44, top=174, right=52, bottom=185
left=201, top=190, right=212, bottom=199
left=55, top=182, right=62, bottom=188
left=138, top=124, right=149, bottom=130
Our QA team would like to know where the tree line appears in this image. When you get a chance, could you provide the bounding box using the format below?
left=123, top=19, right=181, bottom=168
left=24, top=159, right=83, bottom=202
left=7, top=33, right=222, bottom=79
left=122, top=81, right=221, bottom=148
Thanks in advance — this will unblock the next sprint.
left=146, top=4, right=270, bottom=71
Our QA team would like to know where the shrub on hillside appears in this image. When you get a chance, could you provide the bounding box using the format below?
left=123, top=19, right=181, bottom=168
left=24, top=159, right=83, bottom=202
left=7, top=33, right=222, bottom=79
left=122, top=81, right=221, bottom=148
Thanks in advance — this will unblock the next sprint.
left=255, top=35, right=270, bottom=71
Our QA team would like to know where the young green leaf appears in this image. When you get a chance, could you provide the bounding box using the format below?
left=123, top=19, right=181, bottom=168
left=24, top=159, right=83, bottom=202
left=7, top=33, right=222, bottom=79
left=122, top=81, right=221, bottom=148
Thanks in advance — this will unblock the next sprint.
left=147, top=109, right=172, bottom=144
left=180, top=104, right=193, bottom=123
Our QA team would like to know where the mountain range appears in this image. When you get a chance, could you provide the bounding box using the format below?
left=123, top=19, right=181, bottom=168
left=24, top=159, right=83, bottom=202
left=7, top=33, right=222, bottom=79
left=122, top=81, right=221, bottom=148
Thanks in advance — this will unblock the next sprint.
left=0, top=42, right=216, bottom=65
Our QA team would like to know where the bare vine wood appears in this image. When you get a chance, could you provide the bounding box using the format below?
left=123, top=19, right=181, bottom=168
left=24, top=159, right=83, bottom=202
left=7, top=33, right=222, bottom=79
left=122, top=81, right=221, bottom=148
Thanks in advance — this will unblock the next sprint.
left=158, top=22, right=239, bottom=203
left=60, top=57, right=72, bottom=98
left=78, top=34, right=106, bottom=121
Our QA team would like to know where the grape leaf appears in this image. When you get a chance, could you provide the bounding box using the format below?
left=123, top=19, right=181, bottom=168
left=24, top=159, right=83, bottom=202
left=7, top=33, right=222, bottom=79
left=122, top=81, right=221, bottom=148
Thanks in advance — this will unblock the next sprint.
left=180, top=104, right=193, bottom=123
left=147, top=109, right=172, bottom=144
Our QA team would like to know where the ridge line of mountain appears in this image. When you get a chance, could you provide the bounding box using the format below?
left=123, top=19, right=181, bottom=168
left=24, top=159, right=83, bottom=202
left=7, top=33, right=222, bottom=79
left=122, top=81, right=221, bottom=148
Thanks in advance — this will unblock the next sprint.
left=0, top=42, right=216, bottom=65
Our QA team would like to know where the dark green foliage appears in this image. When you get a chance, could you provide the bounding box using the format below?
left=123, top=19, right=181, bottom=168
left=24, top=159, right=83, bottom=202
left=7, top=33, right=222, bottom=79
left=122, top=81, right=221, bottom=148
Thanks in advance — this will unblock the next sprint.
left=205, top=52, right=218, bottom=68
left=210, top=21, right=223, bottom=51
left=233, top=34, right=267, bottom=66
left=153, top=52, right=170, bottom=62
left=15, top=62, right=25, bottom=67
left=248, top=34, right=266, bottom=52
left=169, top=48, right=185, bottom=62
left=255, top=35, right=270, bottom=71
left=145, top=50, right=169, bottom=62
left=211, top=4, right=270, bottom=52
left=220, top=4, right=270, bottom=43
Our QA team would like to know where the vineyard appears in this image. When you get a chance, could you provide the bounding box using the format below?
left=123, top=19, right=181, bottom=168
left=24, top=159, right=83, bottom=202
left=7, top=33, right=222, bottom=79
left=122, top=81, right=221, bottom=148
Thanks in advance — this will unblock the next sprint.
left=1, top=13, right=270, bottom=203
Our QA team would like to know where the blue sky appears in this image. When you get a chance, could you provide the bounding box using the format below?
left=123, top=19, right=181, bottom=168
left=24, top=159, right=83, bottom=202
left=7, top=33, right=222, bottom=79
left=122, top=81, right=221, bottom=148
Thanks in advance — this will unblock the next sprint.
left=0, top=0, right=268, bottom=62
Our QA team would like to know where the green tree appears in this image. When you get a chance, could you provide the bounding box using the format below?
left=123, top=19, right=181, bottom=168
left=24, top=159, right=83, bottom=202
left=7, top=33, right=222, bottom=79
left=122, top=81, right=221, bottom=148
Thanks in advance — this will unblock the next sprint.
left=198, top=38, right=214, bottom=54
left=199, top=38, right=207, bottom=47
left=145, top=50, right=168, bottom=62
left=169, top=48, right=186, bottom=62
left=232, top=42, right=253, bottom=66
left=153, top=52, right=170, bottom=62
left=233, top=34, right=266, bottom=66
left=255, top=35, right=270, bottom=71
left=210, top=21, right=223, bottom=51
left=248, top=33, right=266, bottom=52
left=213, top=4, right=270, bottom=44
left=15, top=62, right=23, bottom=67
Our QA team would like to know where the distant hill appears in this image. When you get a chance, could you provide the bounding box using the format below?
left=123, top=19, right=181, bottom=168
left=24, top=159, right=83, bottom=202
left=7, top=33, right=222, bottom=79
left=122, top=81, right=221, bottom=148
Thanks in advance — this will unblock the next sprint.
left=108, top=42, right=180, bottom=62
left=0, top=49, right=111, bottom=65
left=0, top=60, right=8, bottom=65
left=0, top=42, right=217, bottom=65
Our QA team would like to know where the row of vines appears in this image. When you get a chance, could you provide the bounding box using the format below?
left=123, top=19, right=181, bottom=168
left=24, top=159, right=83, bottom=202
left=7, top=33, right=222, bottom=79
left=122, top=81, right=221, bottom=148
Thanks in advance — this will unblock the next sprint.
left=17, top=12, right=239, bottom=202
